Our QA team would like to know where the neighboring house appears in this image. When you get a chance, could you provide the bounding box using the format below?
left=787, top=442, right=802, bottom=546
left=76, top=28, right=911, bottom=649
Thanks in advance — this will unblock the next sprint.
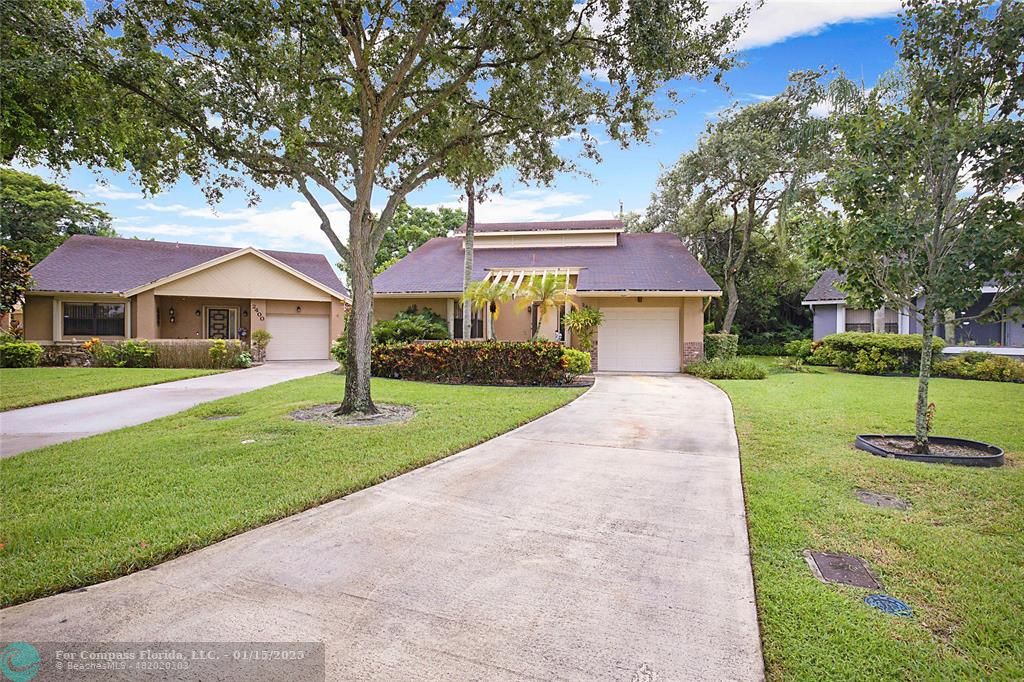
left=373, top=219, right=721, bottom=371
left=22, top=235, right=350, bottom=360
left=803, top=269, right=1024, bottom=350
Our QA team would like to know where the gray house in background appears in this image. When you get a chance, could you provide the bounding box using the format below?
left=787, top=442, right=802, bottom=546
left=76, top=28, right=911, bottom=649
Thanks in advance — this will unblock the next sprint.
left=802, top=269, right=1024, bottom=351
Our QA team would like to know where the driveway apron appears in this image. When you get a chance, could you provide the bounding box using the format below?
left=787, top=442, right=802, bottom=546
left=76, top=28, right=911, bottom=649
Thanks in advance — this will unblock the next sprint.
left=0, top=373, right=764, bottom=681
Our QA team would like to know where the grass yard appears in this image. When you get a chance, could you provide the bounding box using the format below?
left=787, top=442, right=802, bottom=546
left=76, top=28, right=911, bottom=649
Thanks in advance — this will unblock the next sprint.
left=716, top=365, right=1024, bottom=680
left=0, top=367, right=222, bottom=411
left=0, top=374, right=584, bottom=606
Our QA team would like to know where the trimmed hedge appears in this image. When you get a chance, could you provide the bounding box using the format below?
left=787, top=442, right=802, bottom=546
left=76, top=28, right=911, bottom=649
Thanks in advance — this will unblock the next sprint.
left=687, top=357, right=767, bottom=380
left=563, top=348, right=592, bottom=375
left=810, top=332, right=945, bottom=374
left=934, top=352, right=1024, bottom=383
left=704, top=333, right=738, bottom=361
left=0, top=340, right=43, bottom=368
left=371, top=340, right=579, bottom=385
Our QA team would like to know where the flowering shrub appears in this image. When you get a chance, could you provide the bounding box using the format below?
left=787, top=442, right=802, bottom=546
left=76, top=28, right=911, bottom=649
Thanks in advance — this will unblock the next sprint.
left=371, top=340, right=579, bottom=385
left=85, top=338, right=156, bottom=367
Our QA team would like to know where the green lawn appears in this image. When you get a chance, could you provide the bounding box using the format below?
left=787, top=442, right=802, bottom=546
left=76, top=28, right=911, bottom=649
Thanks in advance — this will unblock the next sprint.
left=0, top=367, right=223, bottom=411
left=716, top=366, right=1024, bottom=680
left=0, top=374, right=584, bottom=606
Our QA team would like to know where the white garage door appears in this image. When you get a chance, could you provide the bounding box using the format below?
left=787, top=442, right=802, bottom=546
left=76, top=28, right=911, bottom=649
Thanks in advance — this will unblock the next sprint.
left=265, top=314, right=330, bottom=360
left=598, top=307, right=680, bottom=372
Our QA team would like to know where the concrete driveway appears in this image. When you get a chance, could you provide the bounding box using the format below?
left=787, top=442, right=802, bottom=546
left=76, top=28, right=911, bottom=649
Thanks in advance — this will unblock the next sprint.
left=0, top=360, right=337, bottom=457
left=0, top=374, right=764, bottom=681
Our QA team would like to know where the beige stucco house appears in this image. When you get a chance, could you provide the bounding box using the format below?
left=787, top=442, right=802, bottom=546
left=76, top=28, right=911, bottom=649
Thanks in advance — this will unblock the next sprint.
left=373, top=220, right=720, bottom=372
left=22, top=235, right=349, bottom=360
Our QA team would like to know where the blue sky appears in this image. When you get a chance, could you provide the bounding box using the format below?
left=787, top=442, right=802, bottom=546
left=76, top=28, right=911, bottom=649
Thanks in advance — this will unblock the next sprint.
left=31, top=1, right=905, bottom=270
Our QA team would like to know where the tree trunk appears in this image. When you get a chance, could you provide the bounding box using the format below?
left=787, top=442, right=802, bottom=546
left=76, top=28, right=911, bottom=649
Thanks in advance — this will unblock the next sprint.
left=913, top=310, right=937, bottom=453
left=721, top=272, right=739, bottom=333
left=337, top=226, right=377, bottom=415
left=462, top=180, right=476, bottom=341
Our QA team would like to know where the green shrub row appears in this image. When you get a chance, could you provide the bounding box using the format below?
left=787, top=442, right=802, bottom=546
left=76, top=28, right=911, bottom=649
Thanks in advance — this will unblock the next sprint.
left=0, top=340, right=43, bottom=368
left=686, top=357, right=768, bottom=380
left=371, top=340, right=583, bottom=385
left=934, top=352, right=1024, bottom=383
left=704, top=333, right=738, bottom=361
left=803, top=332, right=945, bottom=375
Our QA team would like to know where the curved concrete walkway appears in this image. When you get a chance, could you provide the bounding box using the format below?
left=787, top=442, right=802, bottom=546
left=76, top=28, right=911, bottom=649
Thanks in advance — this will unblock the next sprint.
left=0, top=374, right=764, bottom=681
left=0, top=360, right=338, bottom=457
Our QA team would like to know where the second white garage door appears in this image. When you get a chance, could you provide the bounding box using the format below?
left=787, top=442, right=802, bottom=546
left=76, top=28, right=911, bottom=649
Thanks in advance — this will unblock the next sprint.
left=265, top=314, right=330, bottom=360
left=598, top=307, right=680, bottom=372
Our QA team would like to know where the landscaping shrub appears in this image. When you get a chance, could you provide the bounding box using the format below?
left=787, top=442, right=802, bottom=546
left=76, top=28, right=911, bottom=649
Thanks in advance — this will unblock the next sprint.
left=704, top=333, right=738, bottom=361
left=371, top=340, right=577, bottom=385
left=686, top=357, right=767, bottom=380
left=784, top=339, right=814, bottom=359
left=84, top=338, right=156, bottom=368
left=738, top=329, right=811, bottom=356
left=0, top=340, right=42, bottom=368
left=373, top=306, right=449, bottom=344
left=249, top=329, right=271, bottom=363
left=234, top=351, right=253, bottom=369
left=563, top=307, right=604, bottom=352
left=330, top=336, right=347, bottom=366
left=933, top=352, right=1024, bottom=383
left=812, top=332, right=945, bottom=374
left=563, top=348, right=591, bottom=375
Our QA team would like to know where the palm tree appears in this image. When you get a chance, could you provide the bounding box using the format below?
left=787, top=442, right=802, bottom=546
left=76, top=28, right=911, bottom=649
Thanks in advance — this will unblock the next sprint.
left=516, top=274, right=576, bottom=339
left=461, top=279, right=514, bottom=340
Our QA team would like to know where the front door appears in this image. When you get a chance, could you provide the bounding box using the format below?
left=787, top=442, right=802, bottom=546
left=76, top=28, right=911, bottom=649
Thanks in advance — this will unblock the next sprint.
left=206, top=307, right=237, bottom=339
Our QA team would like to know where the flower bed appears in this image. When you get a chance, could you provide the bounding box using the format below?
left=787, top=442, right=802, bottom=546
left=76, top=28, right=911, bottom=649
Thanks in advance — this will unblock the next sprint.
left=371, top=340, right=581, bottom=385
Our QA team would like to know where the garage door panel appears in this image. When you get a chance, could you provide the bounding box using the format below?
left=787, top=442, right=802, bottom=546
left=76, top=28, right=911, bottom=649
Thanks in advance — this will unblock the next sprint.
left=598, top=307, right=679, bottom=372
left=265, top=314, right=330, bottom=360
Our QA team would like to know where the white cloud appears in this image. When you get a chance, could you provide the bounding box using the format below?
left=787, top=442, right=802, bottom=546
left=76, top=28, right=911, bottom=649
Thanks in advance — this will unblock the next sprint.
left=89, top=182, right=142, bottom=200
left=709, top=0, right=902, bottom=50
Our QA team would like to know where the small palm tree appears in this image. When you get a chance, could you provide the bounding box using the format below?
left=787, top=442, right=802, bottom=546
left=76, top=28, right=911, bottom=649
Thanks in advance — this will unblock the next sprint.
left=461, top=279, right=515, bottom=340
left=516, top=274, right=576, bottom=338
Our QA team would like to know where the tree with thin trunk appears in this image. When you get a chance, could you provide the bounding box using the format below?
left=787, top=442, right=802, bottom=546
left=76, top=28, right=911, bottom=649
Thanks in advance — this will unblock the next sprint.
left=461, top=279, right=514, bottom=341
left=818, top=0, right=1023, bottom=452
left=648, top=73, right=828, bottom=333
left=517, top=274, right=576, bottom=339
left=462, top=179, right=477, bottom=341
left=4, top=0, right=748, bottom=413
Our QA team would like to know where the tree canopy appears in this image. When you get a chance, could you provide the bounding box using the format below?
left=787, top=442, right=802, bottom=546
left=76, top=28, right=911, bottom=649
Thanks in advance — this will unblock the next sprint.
left=816, top=0, right=1024, bottom=450
left=0, top=246, right=33, bottom=315
left=0, top=168, right=116, bottom=263
left=3, top=0, right=749, bottom=413
left=345, top=202, right=465, bottom=277
left=648, top=73, right=828, bottom=333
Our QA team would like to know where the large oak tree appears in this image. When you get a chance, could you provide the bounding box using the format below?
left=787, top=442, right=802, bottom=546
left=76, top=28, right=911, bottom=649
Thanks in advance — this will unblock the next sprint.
left=5, top=0, right=748, bottom=413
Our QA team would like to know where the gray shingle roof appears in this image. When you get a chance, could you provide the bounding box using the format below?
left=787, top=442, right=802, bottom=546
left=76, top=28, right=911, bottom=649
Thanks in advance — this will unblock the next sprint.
left=457, top=219, right=623, bottom=234
left=29, top=235, right=349, bottom=297
left=803, top=269, right=847, bottom=302
left=374, top=233, right=720, bottom=293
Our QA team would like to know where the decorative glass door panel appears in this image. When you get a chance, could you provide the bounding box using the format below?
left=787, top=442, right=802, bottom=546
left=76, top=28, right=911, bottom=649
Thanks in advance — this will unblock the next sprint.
left=206, top=308, right=237, bottom=339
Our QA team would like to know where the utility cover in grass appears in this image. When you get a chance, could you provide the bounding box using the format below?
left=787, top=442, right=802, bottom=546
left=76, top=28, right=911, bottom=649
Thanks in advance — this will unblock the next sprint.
left=855, top=489, right=911, bottom=510
left=864, top=594, right=913, bottom=617
left=804, top=550, right=882, bottom=589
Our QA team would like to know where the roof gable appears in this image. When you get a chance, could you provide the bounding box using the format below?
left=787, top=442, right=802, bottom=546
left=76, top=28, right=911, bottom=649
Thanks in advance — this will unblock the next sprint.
left=374, top=233, right=720, bottom=294
left=803, top=269, right=848, bottom=303
left=29, top=235, right=349, bottom=299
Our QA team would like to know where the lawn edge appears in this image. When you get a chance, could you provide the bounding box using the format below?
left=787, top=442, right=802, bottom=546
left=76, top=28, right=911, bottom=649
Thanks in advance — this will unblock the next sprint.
left=704, top=376, right=771, bottom=680
left=0, top=368, right=225, bottom=412
left=1, top=380, right=591, bottom=608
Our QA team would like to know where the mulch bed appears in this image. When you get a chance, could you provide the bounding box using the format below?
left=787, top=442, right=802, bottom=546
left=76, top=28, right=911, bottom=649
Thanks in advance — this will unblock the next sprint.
left=862, top=436, right=992, bottom=458
left=291, top=403, right=415, bottom=427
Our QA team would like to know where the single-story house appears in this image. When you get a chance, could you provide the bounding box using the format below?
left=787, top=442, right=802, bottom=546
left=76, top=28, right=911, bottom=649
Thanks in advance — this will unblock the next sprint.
left=803, top=269, right=1024, bottom=350
left=373, top=219, right=721, bottom=371
left=21, top=235, right=350, bottom=360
